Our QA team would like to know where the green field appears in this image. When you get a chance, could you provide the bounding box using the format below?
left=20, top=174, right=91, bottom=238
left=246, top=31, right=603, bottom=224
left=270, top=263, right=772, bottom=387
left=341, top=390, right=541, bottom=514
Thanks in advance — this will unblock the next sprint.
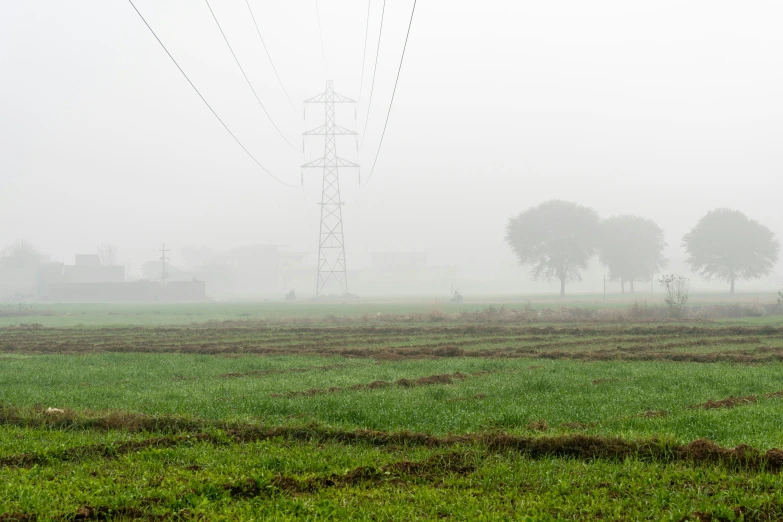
left=2, top=303, right=783, bottom=520
left=0, top=292, right=778, bottom=327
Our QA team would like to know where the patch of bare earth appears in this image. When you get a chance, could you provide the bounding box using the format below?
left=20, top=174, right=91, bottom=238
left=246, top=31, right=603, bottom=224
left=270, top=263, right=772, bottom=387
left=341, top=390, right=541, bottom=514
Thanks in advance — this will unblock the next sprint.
left=269, top=371, right=472, bottom=398
left=688, top=390, right=783, bottom=410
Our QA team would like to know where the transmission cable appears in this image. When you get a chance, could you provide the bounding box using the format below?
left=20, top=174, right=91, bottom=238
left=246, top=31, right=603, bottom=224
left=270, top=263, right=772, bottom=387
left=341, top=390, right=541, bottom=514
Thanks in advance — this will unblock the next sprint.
left=244, top=0, right=301, bottom=117
left=127, top=0, right=298, bottom=188
left=363, top=0, right=417, bottom=187
left=205, top=0, right=301, bottom=153
left=357, top=0, right=372, bottom=108
left=360, top=0, right=385, bottom=149
left=315, top=0, right=328, bottom=75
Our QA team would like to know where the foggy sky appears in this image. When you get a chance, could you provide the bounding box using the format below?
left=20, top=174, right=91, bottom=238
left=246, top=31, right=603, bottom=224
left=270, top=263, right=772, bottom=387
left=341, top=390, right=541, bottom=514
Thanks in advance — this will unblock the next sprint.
left=2, top=1, right=781, bottom=294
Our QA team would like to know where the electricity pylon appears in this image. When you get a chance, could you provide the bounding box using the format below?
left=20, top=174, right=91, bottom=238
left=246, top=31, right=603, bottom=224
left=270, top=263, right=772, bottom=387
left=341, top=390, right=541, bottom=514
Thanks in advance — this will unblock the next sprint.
left=159, top=243, right=170, bottom=284
left=302, top=81, right=359, bottom=296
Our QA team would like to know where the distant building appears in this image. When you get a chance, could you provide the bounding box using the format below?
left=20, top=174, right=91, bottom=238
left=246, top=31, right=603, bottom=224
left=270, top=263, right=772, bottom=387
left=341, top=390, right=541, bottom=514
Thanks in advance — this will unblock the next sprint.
left=64, top=254, right=124, bottom=284
left=193, top=245, right=313, bottom=298
left=355, top=253, right=457, bottom=295
left=38, top=254, right=205, bottom=302
left=45, top=279, right=205, bottom=303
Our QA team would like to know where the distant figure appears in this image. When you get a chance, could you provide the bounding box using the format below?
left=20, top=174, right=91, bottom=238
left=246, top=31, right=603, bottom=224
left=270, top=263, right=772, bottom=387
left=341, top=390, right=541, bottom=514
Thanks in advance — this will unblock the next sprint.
left=450, top=289, right=463, bottom=304
left=285, top=289, right=296, bottom=301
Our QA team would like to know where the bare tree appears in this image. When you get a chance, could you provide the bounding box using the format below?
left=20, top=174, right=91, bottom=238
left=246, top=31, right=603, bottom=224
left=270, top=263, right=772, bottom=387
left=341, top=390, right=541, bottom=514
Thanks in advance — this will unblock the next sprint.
left=0, top=240, right=47, bottom=269
left=97, top=244, right=118, bottom=266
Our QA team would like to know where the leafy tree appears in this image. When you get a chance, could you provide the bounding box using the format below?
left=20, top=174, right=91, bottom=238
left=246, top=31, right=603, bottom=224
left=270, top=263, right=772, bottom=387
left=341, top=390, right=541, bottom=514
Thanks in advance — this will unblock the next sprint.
left=598, top=215, right=667, bottom=293
left=0, top=240, right=48, bottom=297
left=506, top=200, right=600, bottom=297
left=683, top=209, right=779, bottom=294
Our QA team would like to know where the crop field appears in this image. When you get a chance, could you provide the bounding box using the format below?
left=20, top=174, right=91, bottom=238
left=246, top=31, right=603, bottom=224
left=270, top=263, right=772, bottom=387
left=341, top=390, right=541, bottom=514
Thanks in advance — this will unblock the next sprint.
left=2, top=305, right=783, bottom=520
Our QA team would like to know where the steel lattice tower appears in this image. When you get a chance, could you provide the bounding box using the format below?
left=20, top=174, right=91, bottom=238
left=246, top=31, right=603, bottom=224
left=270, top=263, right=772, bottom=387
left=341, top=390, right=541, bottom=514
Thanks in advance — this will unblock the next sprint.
left=302, top=81, right=359, bottom=296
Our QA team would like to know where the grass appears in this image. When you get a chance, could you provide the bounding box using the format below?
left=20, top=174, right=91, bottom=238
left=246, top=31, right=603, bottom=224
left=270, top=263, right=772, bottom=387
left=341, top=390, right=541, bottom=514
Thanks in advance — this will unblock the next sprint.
left=3, top=432, right=783, bottom=520
left=2, top=309, right=783, bottom=519
left=3, top=353, right=783, bottom=447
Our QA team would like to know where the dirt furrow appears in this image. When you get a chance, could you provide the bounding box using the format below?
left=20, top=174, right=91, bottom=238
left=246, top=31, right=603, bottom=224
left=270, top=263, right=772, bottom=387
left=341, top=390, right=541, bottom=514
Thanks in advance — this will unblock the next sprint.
left=3, top=426, right=783, bottom=474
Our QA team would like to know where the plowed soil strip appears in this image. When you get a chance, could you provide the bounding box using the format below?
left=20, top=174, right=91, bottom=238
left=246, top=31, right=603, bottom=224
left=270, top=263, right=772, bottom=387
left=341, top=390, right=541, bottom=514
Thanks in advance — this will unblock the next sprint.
left=2, top=325, right=782, bottom=356
left=3, top=426, right=783, bottom=472
left=319, top=345, right=783, bottom=363
left=516, top=348, right=783, bottom=364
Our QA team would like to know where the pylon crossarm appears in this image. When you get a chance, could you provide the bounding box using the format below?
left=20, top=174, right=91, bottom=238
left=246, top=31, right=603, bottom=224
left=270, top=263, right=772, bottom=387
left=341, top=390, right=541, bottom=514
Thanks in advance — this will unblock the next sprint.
left=304, top=124, right=357, bottom=136
left=335, top=157, right=359, bottom=168
left=304, top=91, right=356, bottom=104
left=301, top=157, right=326, bottom=168
left=302, top=156, right=359, bottom=169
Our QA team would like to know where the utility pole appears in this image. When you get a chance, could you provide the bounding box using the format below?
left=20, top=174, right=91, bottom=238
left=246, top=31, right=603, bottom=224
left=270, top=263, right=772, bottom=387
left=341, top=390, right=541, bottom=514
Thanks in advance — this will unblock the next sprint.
left=159, top=243, right=170, bottom=284
left=302, top=81, right=359, bottom=296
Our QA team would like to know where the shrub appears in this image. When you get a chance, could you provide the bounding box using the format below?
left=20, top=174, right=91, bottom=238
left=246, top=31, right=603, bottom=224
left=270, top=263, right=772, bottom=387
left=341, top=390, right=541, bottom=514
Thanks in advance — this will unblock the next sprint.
left=658, top=274, right=690, bottom=318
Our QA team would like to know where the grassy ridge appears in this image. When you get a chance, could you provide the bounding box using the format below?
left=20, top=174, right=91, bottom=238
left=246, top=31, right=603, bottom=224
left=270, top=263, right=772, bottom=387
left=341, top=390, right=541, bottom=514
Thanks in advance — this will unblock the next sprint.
left=3, top=429, right=783, bottom=520
left=3, top=352, right=783, bottom=447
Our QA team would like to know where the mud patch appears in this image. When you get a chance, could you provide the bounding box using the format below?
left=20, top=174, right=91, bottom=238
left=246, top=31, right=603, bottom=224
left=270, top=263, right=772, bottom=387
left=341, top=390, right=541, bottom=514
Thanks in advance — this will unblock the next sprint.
left=172, top=376, right=197, bottom=382
left=223, top=478, right=262, bottom=499
left=0, top=514, right=36, bottom=522
left=67, top=506, right=148, bottom=521
left=220, top=363, right=347, bottom=379
left=526, top=420, right=550, bottom=432
left=639, top=410, right=668, bottom=418
left=256, top=452, right=476, bottom=495
left=561, top=422, right=596, bottom=430
left=688, top=390, right=783, bottom=410
left=270, top=372, right=471, bottom=398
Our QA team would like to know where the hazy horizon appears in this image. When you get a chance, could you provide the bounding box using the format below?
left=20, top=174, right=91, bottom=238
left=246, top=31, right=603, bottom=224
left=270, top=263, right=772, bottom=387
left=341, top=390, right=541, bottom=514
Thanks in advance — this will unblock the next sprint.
left=2, top=0, right=781, bottom=296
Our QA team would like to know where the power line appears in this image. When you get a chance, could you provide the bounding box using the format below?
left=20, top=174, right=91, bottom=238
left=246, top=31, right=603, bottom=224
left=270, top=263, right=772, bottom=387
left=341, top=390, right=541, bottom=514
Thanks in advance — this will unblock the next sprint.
left=360, top=0, right=385, bottom=149
left=244, top=0, right=301, bottom=117
left=205, top=0, right=301, bottom=153
left=357, top=0, right=372, bottom=108
left=126, top=0, right=298, bottom=188
left=315, top=0, right=328, bottom=74
left=363, top=0, right=417, bottom=187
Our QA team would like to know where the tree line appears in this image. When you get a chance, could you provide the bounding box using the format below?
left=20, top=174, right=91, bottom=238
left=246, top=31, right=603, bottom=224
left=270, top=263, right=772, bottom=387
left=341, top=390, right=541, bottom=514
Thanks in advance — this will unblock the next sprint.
left=505, top=201, right=780, bottom=297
